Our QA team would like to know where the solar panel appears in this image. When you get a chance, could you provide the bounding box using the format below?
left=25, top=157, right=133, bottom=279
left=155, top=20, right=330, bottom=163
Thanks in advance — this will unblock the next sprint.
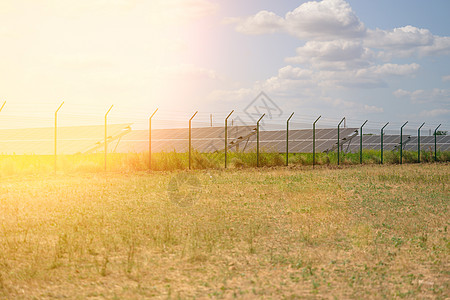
left=116, top=126, right=256, bottom=153
left=406, top=136, right=450, bottom=151
left=345, top=135, right=410, bottom=152
left=0, top=124, right=132, bottom=155
left=343, top=135, right=450, bottom=152
left=114, top=127, right=360, bottom=154
left=1, top=124, right=448, bottom=155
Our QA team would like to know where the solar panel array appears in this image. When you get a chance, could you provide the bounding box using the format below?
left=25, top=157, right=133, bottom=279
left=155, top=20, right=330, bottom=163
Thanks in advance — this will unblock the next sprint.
left=116, top=126, right=256, bottom=153
left=0, top=124, right=131, bottom=155
left=0, top=124, right=449, bottom=155
left=346, top=135, right=450, bottom=152
left=346, top=135, right=411, bottom=152
left=117, top=127, right=450, bottom=153
left=405, top=136, right=450, bottom=151
left=114, top=127, right=359, bottom=153
left=232, top=128, right=359, bottom=153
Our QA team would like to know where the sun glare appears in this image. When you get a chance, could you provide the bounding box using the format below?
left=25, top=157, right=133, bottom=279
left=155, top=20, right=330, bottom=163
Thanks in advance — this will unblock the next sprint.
left=0, top=1, right=449, bottom=298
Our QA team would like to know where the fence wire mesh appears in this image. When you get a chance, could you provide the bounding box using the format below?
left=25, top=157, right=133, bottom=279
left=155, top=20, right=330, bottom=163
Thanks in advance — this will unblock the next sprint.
left=0, top=104, right=448, bottom=174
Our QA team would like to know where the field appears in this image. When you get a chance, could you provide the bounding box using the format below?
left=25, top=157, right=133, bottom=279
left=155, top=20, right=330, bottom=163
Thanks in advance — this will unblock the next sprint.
left=0, top=163, right=449, bottom=298
left=0, top=149, right=449, bottom=176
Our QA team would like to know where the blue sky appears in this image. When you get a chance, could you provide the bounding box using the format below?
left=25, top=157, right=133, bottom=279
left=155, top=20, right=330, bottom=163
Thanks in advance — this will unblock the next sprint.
left=206, top=0, right=450, bottom=129
left=0, top=0, right=449, bottom=132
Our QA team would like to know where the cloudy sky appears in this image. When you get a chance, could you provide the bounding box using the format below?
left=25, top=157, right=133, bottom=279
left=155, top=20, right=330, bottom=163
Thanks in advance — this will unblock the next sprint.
left=0, top=0, right=449, bottom=131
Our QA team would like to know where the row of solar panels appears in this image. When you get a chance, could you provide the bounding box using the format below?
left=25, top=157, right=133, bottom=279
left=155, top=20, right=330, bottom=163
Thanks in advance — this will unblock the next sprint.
left=117, top=127, right=450, bottom=153
left=0, top=124, right=448, bottom=155
left=117, top=127, right=361, bottom=153
left=0, top=124, right=132, bottom=155
left=345, top=135, right=450, bottom=152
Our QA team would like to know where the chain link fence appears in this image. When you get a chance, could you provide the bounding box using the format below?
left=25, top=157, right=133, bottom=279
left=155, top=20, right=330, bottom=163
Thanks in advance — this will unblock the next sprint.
left=0, top=95, right=448, bottom=175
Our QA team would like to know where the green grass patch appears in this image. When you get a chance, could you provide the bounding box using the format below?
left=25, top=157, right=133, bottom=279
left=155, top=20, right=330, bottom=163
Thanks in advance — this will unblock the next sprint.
left=1, top=149, right=449, bottom=177
left=0, top=164, right=448, bottom=298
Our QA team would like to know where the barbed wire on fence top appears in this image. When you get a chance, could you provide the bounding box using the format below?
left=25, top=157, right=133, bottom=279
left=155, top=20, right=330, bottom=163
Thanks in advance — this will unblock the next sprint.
left=0, top=110, right=446, bottom=128
left=0, top=91, right=448, bottom=141
left=0, top=115, right=447, bottom=134
left=0, top=93, right=449, bottom=183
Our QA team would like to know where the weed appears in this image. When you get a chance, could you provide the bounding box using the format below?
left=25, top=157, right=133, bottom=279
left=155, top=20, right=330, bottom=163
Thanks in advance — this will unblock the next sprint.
left=0, top=164, right=447, bottom=298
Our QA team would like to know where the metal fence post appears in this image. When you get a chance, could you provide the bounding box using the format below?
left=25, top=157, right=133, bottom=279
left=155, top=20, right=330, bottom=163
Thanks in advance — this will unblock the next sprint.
left=224, top=110, right=234, bottom=168
left=417, top=122, right=425, bottom=163
left=360, top=120, right=368, bottom=164
left=105, top=105, right=113, bottom=171
left=313, top=116, right=321, bottom=168
left=434, top=124, right=442, bottom=162
left=286, top=112, right=294, bottom=166
left=337, top=117, right=345, bottom=165
left=381, top=122, right=389, bottom=164
left=54, top=102, right=64, bottom=174
left=189, top=111, right=198, bottom=170
left=149, top=108, right=158, bottom=170
left=256, top=114, right=265, bottom=167
left=400, top=121, right=408, bottom=164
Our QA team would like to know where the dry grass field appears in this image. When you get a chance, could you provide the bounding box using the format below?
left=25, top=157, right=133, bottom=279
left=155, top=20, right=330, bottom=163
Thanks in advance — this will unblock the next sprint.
left=0, top=164, right=448, bottom=298
left=1, top=150, right=449, bottom=176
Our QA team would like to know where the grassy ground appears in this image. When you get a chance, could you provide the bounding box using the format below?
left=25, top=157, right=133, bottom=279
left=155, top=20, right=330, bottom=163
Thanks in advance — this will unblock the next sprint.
left=0, top=150, right=449, bottom=176
left=0, top=164, right=448, bottom=298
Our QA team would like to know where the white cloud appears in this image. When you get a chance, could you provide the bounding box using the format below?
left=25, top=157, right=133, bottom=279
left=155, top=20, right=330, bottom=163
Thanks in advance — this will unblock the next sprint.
left=335, top=77, right=387, bottom=89
left=366, top=26, right=433, bottom=49
left=393, top=89, right=411, bottom=98
left=311, top=63, right=420, bottom=89
left=226, top=63, right=421, bottom=102
left=364, top=104, right=384, bottom=113
left=227, top=0, right=441, bottom=96
left=287, top=40, right=361, bottom=62
left=366, top=26, right=450, bottom=58
left=420, top=109, right=450, bottom=118
left=226, top=10, right=283, bottom=35
left=420, top=36, right=450, bottom=56
left=285, top=43, right=420, bottom=77
left=259, top=76, right=314, bottom=96
left=283, top=0, right=365, bottom=40
left=359, top=63, right=420, bottom=76
left=286, top=40, right=374, bottom=70
left=210, top=63, right=395, bottom=109
left=322, top=97, right=383, bottom=113
left=228, top=0, right=365, bottom=40
left=208, top=68, right=316, bottom=104
left=393, top=88, right=450, bottom=104
left=229, top=2, right=450, bottom=61
left=209, top=86, right=384, bottom=117
left=277, top=66, right=313, bottom=80
left=221, top=0, right=450, bottom=120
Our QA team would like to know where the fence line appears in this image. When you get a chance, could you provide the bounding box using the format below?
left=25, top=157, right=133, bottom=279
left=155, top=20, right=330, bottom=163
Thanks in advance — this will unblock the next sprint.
left=0, top=102, right=449, bottom=172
